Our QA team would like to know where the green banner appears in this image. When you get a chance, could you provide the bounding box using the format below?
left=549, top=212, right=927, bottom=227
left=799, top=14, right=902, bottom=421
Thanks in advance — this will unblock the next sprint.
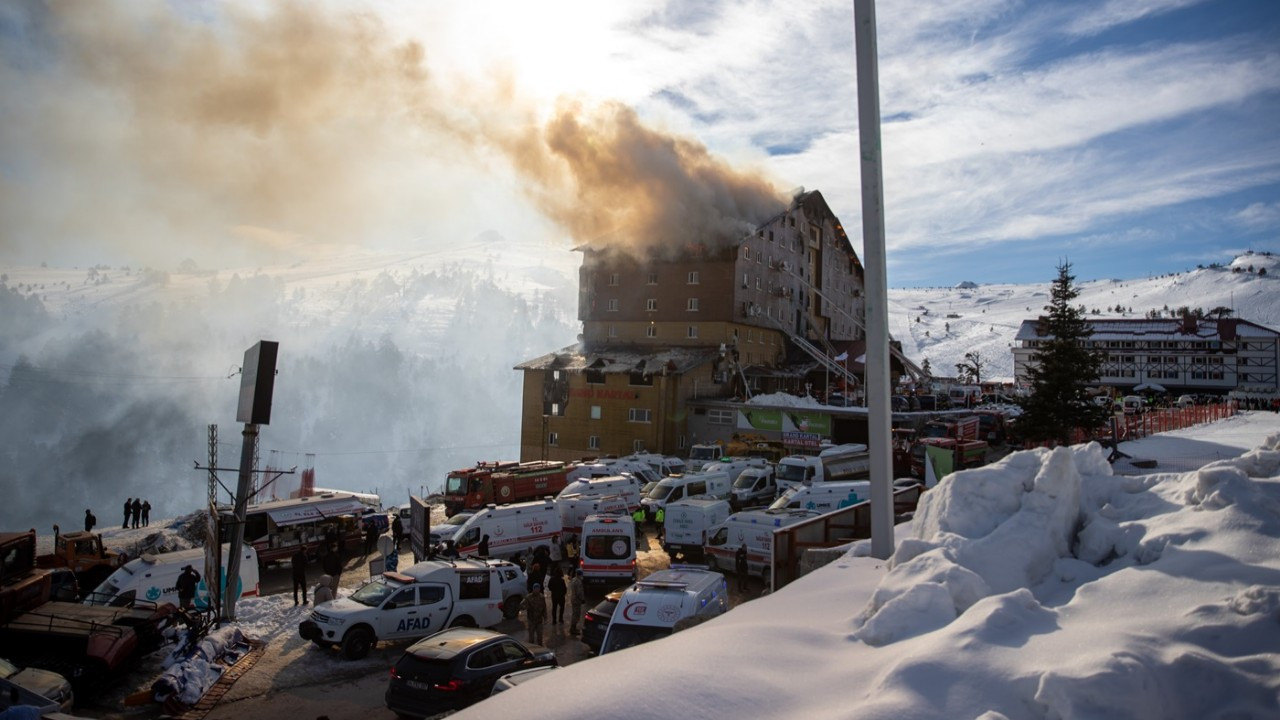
left=925, top=444, right=954, bottom=480
left=737, top=409, right=831, bottom=436
left=738, top=408, right=782, bottom=431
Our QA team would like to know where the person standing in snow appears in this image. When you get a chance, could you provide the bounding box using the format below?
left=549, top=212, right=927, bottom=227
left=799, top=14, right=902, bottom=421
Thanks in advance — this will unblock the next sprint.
left=141, top=500, right=151, bottom=527
left=123, top=498, right=132, bottom=529
left=567, top=566, right=584, bottom=636
left=291, top=544, right=309, bottom=606
left=176, top=565, right=201, bottom=609
left=520, top=583, right=546, bottom=645
left=735, top=545, right=750, bottom=592
left=391, top=513, right=403, bottom=550
left=130, top=498, right=142, bottom=529
left=313, top=575, right=334, bottom=606
left=321, top=543, right=343, bottom=594
left=547, top=566, right=566, bottom=625
left=84, top=509, right=96, bottom=533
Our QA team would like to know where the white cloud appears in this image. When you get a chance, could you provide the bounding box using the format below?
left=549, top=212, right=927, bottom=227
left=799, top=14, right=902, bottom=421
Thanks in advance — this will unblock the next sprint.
left=1230, top=201, right=1280, bottom=231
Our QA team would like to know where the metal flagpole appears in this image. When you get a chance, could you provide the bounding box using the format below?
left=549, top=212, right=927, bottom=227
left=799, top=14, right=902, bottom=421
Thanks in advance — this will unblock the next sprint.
left=853, top=0, right=895, bottom=560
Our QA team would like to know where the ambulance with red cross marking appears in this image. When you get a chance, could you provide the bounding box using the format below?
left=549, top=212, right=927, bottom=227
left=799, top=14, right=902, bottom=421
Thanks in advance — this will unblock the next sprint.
left=598, top=566, right=727, bottom=655
left=578, top=514, right=636, bottom=585
left=449, top=499, right=561, bottom=560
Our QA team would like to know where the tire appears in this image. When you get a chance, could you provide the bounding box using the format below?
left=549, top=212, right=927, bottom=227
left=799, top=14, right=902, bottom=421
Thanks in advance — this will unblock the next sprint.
left=450, top=615, right=477, bottom=628
left=341, top=627, right=374, bottom=660
left=503, top=596, right=523, bottom=620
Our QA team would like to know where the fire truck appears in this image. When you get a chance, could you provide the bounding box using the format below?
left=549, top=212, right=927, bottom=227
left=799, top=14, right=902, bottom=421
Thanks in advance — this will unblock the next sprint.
left=441, top=461, right=569, bottom=517
left=909, top=437, right=989, bottom=480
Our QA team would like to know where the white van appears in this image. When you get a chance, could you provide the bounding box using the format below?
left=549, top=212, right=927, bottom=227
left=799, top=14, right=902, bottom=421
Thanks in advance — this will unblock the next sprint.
left=704, top=509, right=820, bottom=583
left=556, top=493, right=631, bottom=537
left=299, top=559, right=506, bottom=659
left=88, top=544, right=260, bottom=609
left=557, top=475, right=645, bottom=510
left=662, top=498, right=731, bottom=559
left=449, top=500, right=561, bottom=559
left=769, top=480, right=870, bottom=513
left=579, top=514, right=636, bottom=585
left=567, top=459, right=660, bottom=485
left=640, top=471, right=731, bottom=515
left=729, top=465, right=777, bottom=510
left=776, top=445, right=870, bottom=492
left=599, top=566, right=728, bottom=655
left=701, top=456, right=768, bottom=484
left=428, top=511, right=475, bottom=547
left=621, top=453, right=687, bottom=477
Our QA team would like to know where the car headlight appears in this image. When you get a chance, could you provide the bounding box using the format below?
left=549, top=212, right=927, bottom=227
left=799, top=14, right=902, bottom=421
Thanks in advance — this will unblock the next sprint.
left=311, top=611, right=346, bottom=626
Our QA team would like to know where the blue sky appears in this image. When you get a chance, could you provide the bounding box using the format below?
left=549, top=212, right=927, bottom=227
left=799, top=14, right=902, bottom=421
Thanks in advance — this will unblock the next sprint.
left=1, top=0, right=1277, bottom=286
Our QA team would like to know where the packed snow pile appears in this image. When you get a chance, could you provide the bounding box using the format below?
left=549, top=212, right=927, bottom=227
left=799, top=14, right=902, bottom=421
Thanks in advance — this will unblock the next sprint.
left=745, top=392, right=829, bottom=409
left=471, top=430, right=1280, bottom=719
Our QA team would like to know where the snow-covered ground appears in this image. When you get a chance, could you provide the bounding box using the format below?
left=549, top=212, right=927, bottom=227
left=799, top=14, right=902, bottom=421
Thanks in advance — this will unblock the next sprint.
left=45, top=411, right=1280, bottom=717
left=461, top=411, right=1280, bottom=719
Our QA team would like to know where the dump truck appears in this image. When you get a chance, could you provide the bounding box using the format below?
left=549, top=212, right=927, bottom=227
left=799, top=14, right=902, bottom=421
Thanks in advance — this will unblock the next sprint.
left=36, top=528, right=128, bottom=596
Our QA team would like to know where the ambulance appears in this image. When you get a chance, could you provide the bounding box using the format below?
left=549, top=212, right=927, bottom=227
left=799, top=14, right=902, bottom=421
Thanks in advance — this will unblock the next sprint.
left=448, top=499, right=561, bottom=559
left=768, top=480, right=870, bottom=513
left=88, top=543, right=260, bottom=609
left=578, top=514, right=636, bottom=585
left=598, top=566, right=728, bottom=655
left=661, top=498, right=731, bottom=560
left=704, top=508, right=820, bottom=584
left=555, top=493, right=631, bottom=537
left=557, top=474, right=646, bottom=510
left=639, top=470, right=731, bottom=516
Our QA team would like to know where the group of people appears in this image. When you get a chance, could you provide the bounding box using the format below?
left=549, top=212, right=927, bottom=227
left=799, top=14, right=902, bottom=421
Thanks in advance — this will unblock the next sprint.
left=515, top=545, right=585, bottom=646
left=122, top=497, right=151, bottom=529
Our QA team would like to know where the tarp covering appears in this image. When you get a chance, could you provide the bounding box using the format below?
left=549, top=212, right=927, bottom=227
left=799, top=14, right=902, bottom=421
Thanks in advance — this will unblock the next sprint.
left=266, top=497, right=366, bottom=527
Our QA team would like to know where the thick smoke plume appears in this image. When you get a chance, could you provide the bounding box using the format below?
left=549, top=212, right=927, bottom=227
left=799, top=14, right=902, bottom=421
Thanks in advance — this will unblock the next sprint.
left=1, top=1, right=785, bottom=266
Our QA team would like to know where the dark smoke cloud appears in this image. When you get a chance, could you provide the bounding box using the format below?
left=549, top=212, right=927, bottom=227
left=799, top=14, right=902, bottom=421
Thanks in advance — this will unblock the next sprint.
left=0, top=1, right=786, bottom=266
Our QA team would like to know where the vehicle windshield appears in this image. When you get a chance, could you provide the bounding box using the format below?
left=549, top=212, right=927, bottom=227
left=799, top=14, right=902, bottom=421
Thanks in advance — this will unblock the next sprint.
left=664, top=460, right=687, bottom=475
left=601, top=624, right=672, bottom=654
left=444, top=475, right=465, bottom=495
left=778, top=463, right=808, bottom=484
left=350, top=577, right=403, bottom=607
left=734, top=473, right=759, bottom=489
left=768, top=491, right=798, bottom=510
left=640, top=482, right=658, bottom=495
left=646, top=482, right=675, bottom=501
left=0, top=657, right=17, bottom=678
left=922, top=424, right=949, bottom=438
left=689, top=446, right=719, bottom=461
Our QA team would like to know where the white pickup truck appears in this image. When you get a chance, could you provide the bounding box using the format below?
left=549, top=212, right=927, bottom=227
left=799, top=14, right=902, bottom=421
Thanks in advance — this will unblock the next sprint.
left=298, top=559, right=506, bottom=660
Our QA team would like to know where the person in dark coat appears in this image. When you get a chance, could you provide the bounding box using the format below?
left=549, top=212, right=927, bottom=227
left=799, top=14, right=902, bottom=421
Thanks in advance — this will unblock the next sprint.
left=84, top=509, right=96, bottom=533
left=176, top=565, right=201, bottom=609
left=130, top=498, right=142, bottom=529
left=391, top=514, right=403, bottom=549
left=321, top=543, right=343, bottom=594
left=478, top=534, right=490, bottom=557
left=363, top=522, right=379, bottom=557
left=291, top=545, right=309, bottom=606
left=520, top=584, right=546, bottom=645
left=123, top=498, right=132, bottom=529
left=526, top=561, right=545, bottom=594
left=141, top=500, right=151, bottom=527
left=547, top=567, right=567, bottom=625
left=735, top=545, right=750, bottom=592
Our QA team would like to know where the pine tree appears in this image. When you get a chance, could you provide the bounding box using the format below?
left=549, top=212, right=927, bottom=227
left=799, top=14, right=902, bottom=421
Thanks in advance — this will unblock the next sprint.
left=1018, top=261, right=1110, bottom=444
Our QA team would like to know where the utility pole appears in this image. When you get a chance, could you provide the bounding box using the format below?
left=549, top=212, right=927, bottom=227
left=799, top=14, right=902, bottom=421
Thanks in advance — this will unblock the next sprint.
left=854, top=0, right=895, bottom=560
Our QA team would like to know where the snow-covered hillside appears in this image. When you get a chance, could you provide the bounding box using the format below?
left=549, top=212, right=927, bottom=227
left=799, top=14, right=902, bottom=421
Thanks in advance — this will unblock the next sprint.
left=890, top=251, right=1280, bottom=381
left=1, top=246, right=1275, bottom=532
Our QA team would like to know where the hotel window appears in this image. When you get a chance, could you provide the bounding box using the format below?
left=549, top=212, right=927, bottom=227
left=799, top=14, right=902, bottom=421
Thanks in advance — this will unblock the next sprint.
left=607, top=298, right=619, bottom=312
left=678, top=435, right=687, bottom=450
left=608, top=273, right=619, bottom=286
left=608, top=325, right=617, bottom=338
left=590, top=405, right=602, bottom=420
left=708, top=409, right=734, bottom=425
left=687, top=298, right=699, bottom=311
left=548, top=432, right=559, bottom=446
left=687, top=325, right=699, bottom=339
left=588, top=435, right=600, bottom=450
left=633, top=439, right=646, bottom=453
left=743, top=246, right=751, bottom=260
left=628, top=408, right=652, bottom=423
left=647, top=272, right=658, bottom=285
left=646, top=298, right=658, bottom=312
left=742, top=273, right=749, bottom=288
left=646, top=325, right=657, bottom=338
left=687, top=271, right=699, bottom=284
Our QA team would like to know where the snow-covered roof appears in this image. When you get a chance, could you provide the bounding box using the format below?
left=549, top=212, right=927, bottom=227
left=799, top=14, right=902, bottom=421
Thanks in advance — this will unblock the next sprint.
left=1014, top=317, right=1280, bottom=342
left=514, top=343, right=721, bottom=375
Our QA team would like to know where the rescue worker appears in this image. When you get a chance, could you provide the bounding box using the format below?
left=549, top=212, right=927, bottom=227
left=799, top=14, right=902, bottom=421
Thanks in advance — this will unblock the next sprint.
left=131, top=497, right=142, bottom=529
left=547, top=566, right=566, bottom=625
left=526, top=561, right=545, bottom=593
left=521, top=583, right=547, bottom=645
left=321, top=543, right=343, bottom=594
left=654, top=505, right=666, bottom=542
left=123, top=498, right=132, bottom=529
left=391, top=513, right=403, bottom=549
left=735, top=545, right=750, bottom=592
left=84, top=509, right=96, bottom=533
left=478, top=534, right=490, bottom=557
left=567, top=567, right=584, bottom=637
left=549, top=534, right=562, bottom=570
left=291, top=545, right=308, bottom=606
left=141, top=499, right=151, bottom=527
left=631, top=505, right=646, bottom=530
left=363, top=521, right=379, bottom=557
left=564, top=535, right=578, bottom=564
left=176, top=565, right=201, bottom=609
left=313, top=575, right=334, bottom=606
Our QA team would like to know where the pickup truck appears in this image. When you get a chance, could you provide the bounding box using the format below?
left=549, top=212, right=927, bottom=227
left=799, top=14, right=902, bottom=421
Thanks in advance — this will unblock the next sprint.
left=299, top=559, right=506, bottom=660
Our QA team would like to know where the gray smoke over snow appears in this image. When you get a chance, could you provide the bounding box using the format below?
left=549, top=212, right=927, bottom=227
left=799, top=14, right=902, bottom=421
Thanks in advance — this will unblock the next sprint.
left=0, top=1, right=786, bottom=268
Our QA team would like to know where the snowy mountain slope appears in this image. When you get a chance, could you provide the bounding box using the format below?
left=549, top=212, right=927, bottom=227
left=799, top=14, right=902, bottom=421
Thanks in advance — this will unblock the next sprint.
left=889, top=251, right=1280, bottom=382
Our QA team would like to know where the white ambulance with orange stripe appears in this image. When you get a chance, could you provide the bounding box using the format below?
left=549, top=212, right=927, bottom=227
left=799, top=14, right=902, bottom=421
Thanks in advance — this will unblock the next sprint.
left=578, top=514, right=636, bottom=585
left=448, top=500, right=561, bottom=560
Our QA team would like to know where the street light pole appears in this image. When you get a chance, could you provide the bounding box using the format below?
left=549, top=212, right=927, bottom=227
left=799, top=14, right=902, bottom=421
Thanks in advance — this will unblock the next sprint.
left=854, top=0, right=895, bottom=560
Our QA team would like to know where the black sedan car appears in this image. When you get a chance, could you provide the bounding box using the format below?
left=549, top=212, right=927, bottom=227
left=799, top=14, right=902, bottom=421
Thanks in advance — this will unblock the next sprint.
left=385, top=628, right=556, bottom=717
left=580, top=589, right=624, bottom=654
